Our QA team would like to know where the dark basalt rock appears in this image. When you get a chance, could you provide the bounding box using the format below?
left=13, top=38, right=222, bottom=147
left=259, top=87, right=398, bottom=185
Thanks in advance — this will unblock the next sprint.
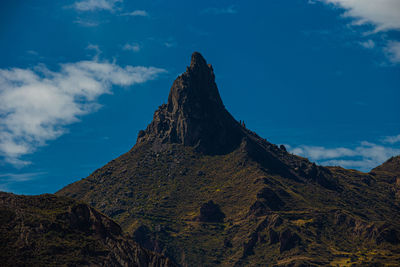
left=256, top=187, right=284, bottom=210
left=198, top=200, right=225, bottom=223
left=377, top=227, right=400, bottom=245
left=250, top=187, right=285, bottom=215
left=279, top=229, right=301, bottom=253
left=269, top=229, right=279, bottom=245
left=137, top=52, right=245, bottom=155
left=133, top=225, right=164, bottom=253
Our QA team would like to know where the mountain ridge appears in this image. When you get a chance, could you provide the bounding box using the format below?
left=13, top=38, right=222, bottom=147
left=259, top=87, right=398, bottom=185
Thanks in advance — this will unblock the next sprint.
left=57, top=52, right=400, bottom=266
left=136, top=52, right=337, bottom=190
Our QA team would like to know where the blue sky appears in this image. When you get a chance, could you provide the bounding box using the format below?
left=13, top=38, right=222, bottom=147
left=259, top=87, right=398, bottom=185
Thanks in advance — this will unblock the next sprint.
left=0, top=0, right=399, bottom=194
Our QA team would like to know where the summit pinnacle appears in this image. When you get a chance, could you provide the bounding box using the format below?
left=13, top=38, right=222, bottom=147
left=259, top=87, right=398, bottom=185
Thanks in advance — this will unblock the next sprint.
left=137, top=52, right=244, bottom=154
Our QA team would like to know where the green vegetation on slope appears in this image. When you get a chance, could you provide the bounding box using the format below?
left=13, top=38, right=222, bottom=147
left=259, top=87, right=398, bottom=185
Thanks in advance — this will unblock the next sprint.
left=58, top=143, right=400, bottom=266
left=0, top=192, right=174, bottom=267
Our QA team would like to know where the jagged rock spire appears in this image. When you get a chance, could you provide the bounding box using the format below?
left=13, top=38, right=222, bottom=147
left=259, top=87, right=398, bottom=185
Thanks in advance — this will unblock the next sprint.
left=137, top=52, right=245, bottom=154
left=167, top=52, right=223, bottom=114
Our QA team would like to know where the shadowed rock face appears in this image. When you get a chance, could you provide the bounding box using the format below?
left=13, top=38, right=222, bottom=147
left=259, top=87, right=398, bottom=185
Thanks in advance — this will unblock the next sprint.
left=198, top=200, right=226, bottom=223
left=371, top=156, right=400, bottom=199
left=279, top=229, right=301, bottom=253
left=137, top=52, right=245, bottom=155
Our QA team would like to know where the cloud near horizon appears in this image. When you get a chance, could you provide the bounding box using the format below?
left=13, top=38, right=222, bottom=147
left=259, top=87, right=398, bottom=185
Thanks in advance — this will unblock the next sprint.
left=382, top=133, right=400, bottom=144
left=123, top=43, right=141, bottom=52
left=73, top=0, right=122, bottom=12
left=0, top=59, right=166, bottom=166
left=202, top=5, right=238, bottom=15
left=287, top=138, right=400, bottom=171
left=120, top=10, right=149, bottom=17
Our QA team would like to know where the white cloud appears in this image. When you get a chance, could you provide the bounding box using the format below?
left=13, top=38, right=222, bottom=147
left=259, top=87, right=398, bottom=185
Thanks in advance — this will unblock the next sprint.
left=382, top=133, right=400, bottom=144
left=287, top=141, right=400, bottom=171
left=74, top=18, right=100, bottom=27
left=121, top=10, right=149, bottom=17
left=26, top=50, right=39, bottom=56
left=164, top=41, right=177, bottom=48
left=319, top=0, right=400, bottom=65
left=359, top=39, right=375, bottom=49
left=123, top=43, right=141, bottom=52
left=0, top=60, right=166, bottom=166
left=289, top=146, right=356, bottom=160
left=384, top=41, right=400, bottom=63
left=322, top=0, right=400, bottom=32
left=202, top=5, right=238, bottom=15
left=74, top=0, right=122, bottom=12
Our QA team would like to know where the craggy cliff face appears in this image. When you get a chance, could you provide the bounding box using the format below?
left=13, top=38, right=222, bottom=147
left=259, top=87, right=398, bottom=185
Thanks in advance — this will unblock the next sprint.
left=137, top=52, right=244, bottom=155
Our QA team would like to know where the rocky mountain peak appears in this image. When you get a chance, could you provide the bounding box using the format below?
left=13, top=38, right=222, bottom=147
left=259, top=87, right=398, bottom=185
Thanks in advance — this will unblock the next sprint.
left=166, top=51, right=223, bottom=114
left=189, top=51, right=209, bottom=70
left=137, top=52, right=244, bottom=154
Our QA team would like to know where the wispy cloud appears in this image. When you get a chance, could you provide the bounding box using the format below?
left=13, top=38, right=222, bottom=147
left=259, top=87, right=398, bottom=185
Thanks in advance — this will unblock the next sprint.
left=0, top=59, right=166, bottom=166
left=26, top=50, right=39, bottom=56
left=384, top=41, right=400, bottom=64
left=382, top=133, right=400, bottom=144
left=73, top=0, right=122, bottom=12
left=322, top=0, right=400, bottom=32
left=318, top=0, right=400, bottom=65
left=359, top=39, right=375, bottom=49
left=123, top=43, right=141, bottom=52
left=121, top=10, right=149, bottom=17
left=0, top=172, right=47, bottom=192
left=86, top=44, right=102, bottom=60
left=202, top=5, right=238, bottom=15
left=74, top=18, right=100, bottom=27
left=287, top=140, right=400, bottom=172
left=164, top=41, right=177, bottom=48
left=0, top=172, right=46, bottom=182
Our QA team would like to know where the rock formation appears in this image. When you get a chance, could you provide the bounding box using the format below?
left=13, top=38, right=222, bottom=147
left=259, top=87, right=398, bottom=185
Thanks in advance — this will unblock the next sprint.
left=57, top=53, right=400, bottom=266
left=137, top=52, right=245, bottom=155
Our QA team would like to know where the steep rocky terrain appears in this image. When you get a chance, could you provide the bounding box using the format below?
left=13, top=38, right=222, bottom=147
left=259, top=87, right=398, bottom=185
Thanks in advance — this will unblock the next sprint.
left=0, top=192, right=174, bottom=267
left=58, top=53, right=400, bottom=266
left=371, top=156, right=400, bottom=201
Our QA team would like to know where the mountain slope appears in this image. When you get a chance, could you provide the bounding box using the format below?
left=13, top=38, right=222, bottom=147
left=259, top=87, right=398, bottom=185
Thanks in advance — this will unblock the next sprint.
left=0, top=192, right=174, bottom=267
left=58, top=52, right=400, bottom=266
left=371, top=155, right=400, bottom=201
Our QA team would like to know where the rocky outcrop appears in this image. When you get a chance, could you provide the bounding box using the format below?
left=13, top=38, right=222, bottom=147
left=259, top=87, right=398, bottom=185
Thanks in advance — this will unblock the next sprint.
left=133, top=225, right=164, bottom=254
left=334, top=210, right=400, bottom=245
left=137, top=52, right=245, bottom=155
left=0, top=192, right=174, bottom=267
left=198, top=200, right=225, bottom=223
left=372, top=156, right=400, bottom=176
left=250, top=187, right=285, bottom=216
left=279, top=229, right=301, bottom=253
left=371, top=156, right=400, bottom=200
